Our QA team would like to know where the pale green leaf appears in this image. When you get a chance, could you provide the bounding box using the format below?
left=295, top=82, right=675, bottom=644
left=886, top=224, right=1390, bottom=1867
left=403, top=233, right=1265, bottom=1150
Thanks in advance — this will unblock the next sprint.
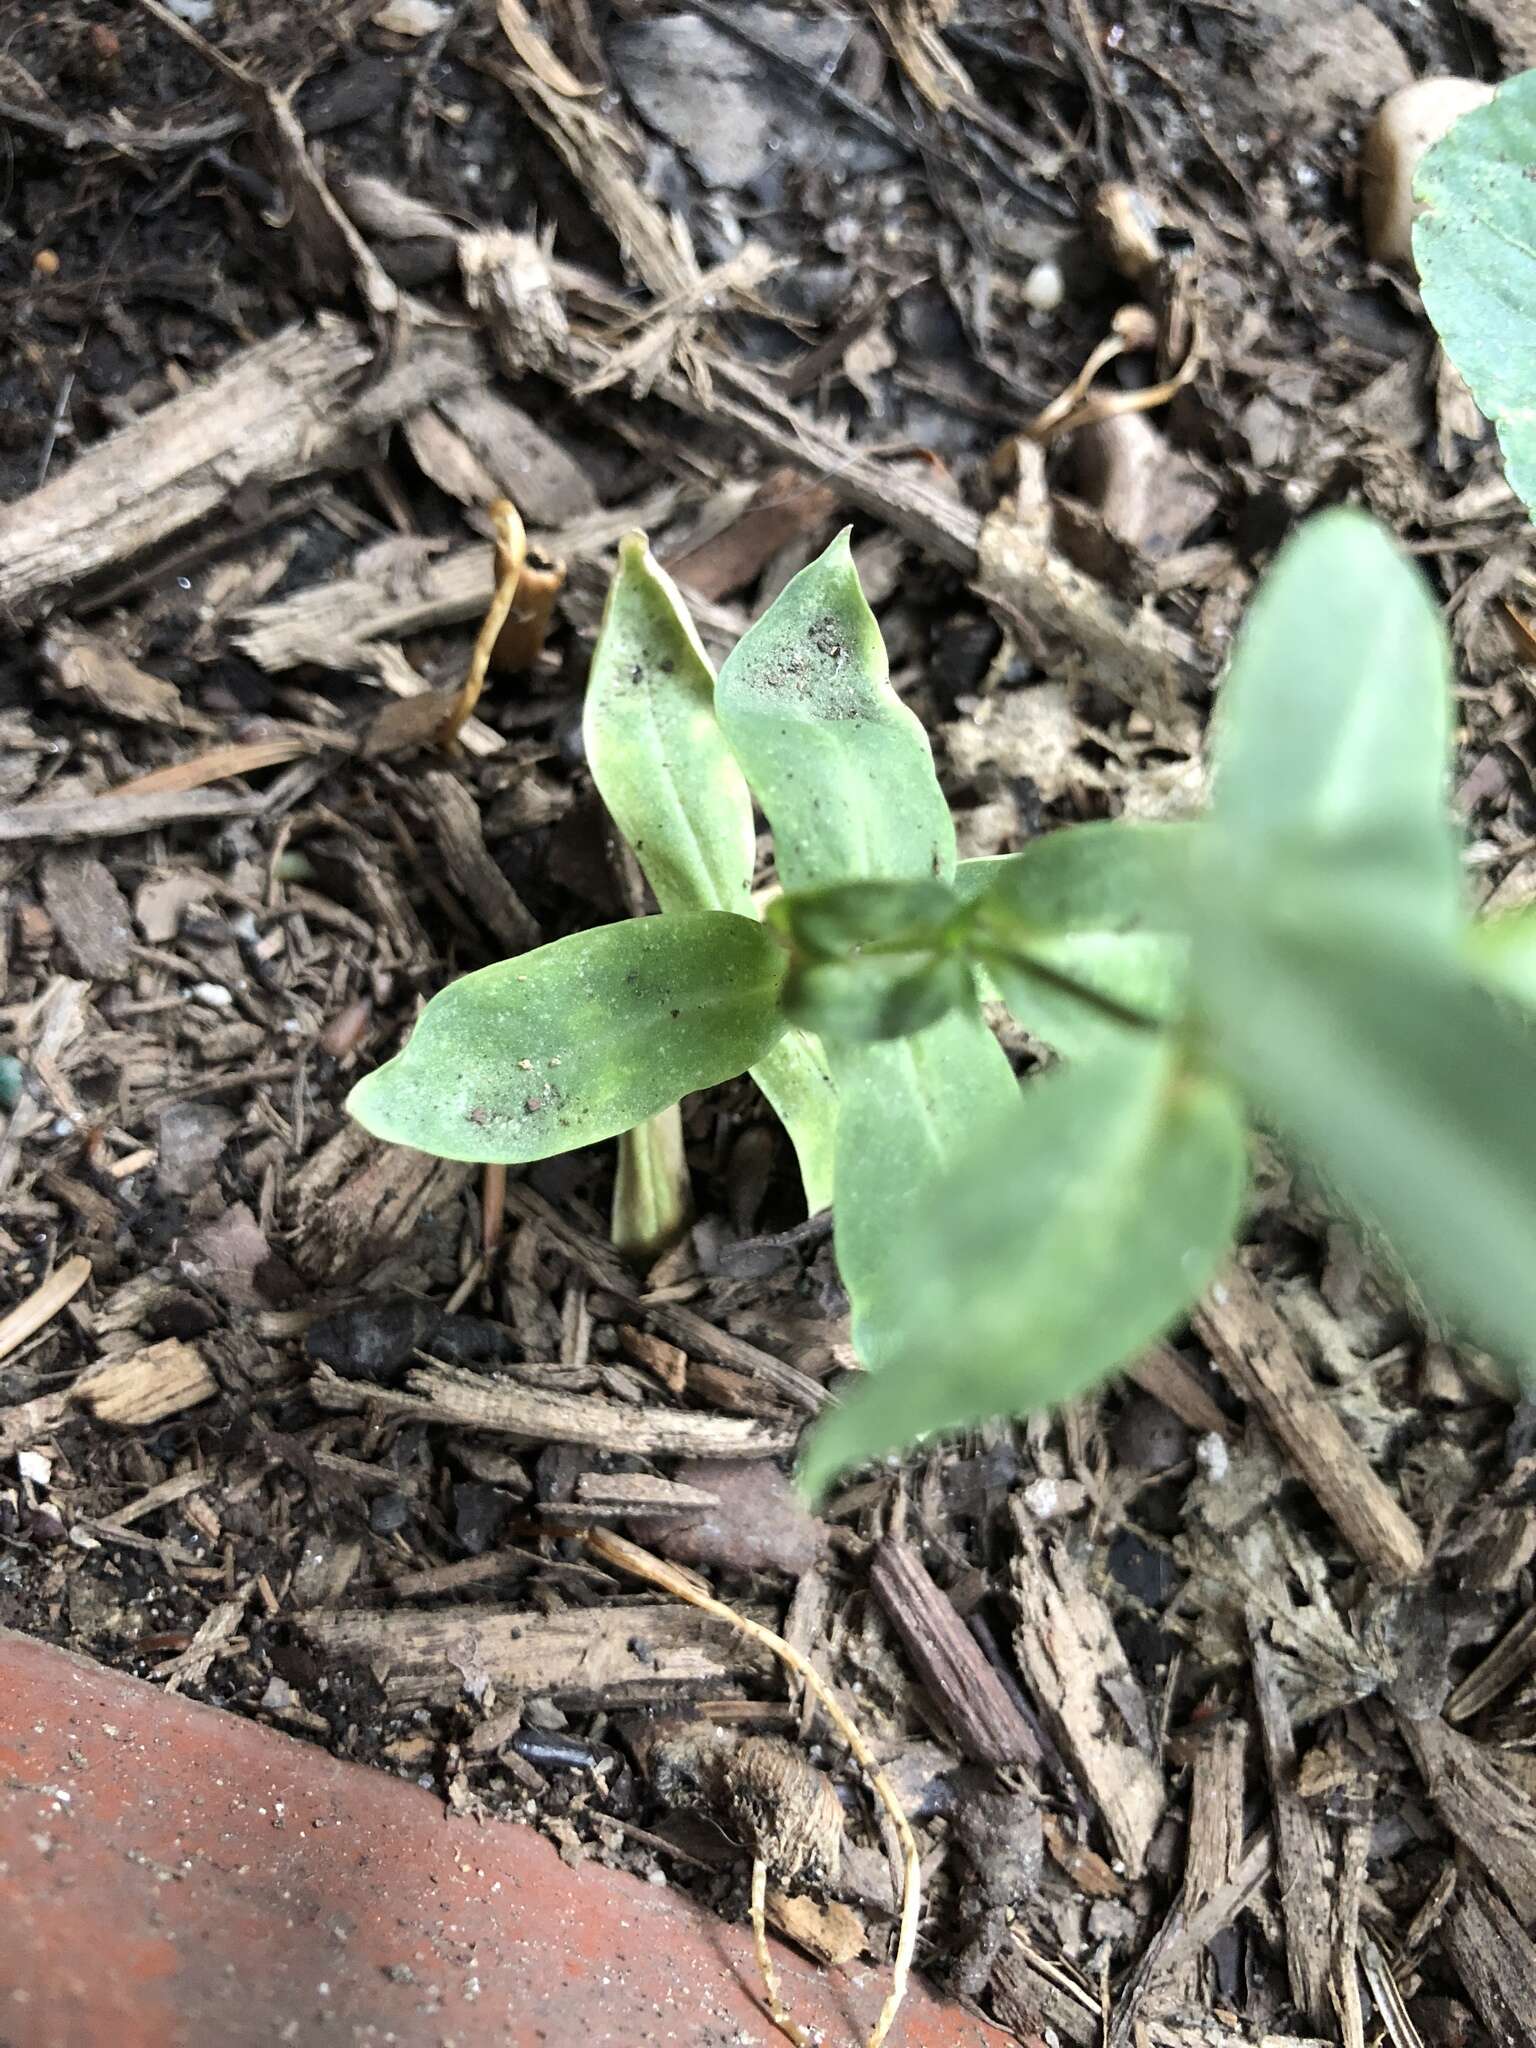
left=1196, top=907, right=1536, bottom=1378
left=348, top=913, right=788, bottom=1164
left=1204, top=509, right=1461, bottom=940
left=584, top=533, right=836, bottom=1210
left=584, top=533, right=755, bottom=917
left=716, top=531, right=1020, bottom=1332
left=749, top=1035, right=839, bottom=1212
left=801, top=1040, right=1248, bottom=1495
left=958, top=823, right=1194, bottom=1056
left=716, top=528, right=956, bottom=890
left=1416, top=71, right=1536, bottom=519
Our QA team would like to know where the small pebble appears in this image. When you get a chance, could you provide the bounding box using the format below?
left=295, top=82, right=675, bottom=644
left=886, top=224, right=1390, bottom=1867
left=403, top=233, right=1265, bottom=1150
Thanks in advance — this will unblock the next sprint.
left=373, top=0, right=450, bottom=29
left=1195, top=1431, right=1230, bottom=1484
left=629, top=1457, right=828, bottom=1575
left=1021, top=258, right=1065, bottom=313
left=1111, top=1393, right=1189, bottom=1474
left=1360, top=76, right=1497, bottom=269
left=368, top=1492, right=411, bottom=1535
left=16, top=1449, right=52, bottom=1489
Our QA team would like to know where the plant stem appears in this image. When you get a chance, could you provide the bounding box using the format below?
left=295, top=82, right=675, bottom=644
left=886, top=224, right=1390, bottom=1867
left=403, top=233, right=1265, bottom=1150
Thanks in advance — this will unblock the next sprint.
left=979, top=942, right=1164, bottom=1034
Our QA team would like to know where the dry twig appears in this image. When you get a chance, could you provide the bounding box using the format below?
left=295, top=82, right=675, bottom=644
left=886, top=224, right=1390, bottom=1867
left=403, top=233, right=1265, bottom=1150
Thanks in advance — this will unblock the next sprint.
left=440, top=498, right=526, bottom=747
left=584, top=1528, right=919, bottom=2048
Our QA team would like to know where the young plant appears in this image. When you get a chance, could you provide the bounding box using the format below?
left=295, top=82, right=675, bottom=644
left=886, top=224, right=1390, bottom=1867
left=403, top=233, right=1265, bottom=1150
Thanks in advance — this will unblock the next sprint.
left=351, top=514, right=1536, bottom=1496
left=582, top=538, right=838, bottom=1218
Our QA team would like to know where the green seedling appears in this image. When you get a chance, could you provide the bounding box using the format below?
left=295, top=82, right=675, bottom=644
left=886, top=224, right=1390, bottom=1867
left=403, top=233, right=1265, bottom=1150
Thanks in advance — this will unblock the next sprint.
left=582, top=537, right=837, bottom=1216
left=352, top=511, right=1536, bottom=1496
left=1416, top=68, right=1536, bottom=520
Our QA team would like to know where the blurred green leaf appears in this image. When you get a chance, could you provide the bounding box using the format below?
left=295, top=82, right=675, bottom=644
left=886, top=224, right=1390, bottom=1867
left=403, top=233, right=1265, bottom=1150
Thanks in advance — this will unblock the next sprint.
left=717, top=533, right=1020, bottom=1333
left=957, top=822, right=1195, bottom=931
left=786, top=951, right=976, bottom=1043
left=1196, top=910, right=1536, bottom=1378
left=348, top=913, right=788, bottom=1164
left=584, top=533, right=836, bottom=1209
left=771, top=877, right=962, bottom=958
left=828, top=1009, right=1030, bottom=1372
left=800, top=1039, right=1248, bottom=1496
left=772, top=878, right=971, bottom=1042
left=1203, top=508, right=1461, bottom=939
left=1416, top=72, right=1536, bottom=520
left=1468, top=903, right=1536, bottom=1008
left=1189, top=506, right=1536, bottom=1372
left=958, top=823, right=1194, bottom=1056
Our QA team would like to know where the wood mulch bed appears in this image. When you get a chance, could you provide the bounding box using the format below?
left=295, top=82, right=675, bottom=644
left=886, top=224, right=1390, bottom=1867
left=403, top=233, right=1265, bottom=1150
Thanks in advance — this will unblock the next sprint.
left=4, top=2, right=1536, bottom=2040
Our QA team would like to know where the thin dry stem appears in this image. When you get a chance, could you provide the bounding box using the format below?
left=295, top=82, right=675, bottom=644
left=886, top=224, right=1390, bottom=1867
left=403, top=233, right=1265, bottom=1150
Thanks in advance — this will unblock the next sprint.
left=750, top=1857, right=811, bottom=2047
left=440, top=498, right=526, bottom=746
left=482, top=1161, right=507, bottom=1257
left=584, top=1527, right=920, bottom=2048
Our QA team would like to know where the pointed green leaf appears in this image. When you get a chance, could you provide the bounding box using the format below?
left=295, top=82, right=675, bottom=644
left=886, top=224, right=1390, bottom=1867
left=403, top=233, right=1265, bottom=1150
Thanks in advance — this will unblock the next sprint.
left=584, top=534, right=756, bottom=917
left=1416, top=72, right=1536, bottom=519
left=348, top=913, right=788, bottom=1164
left=1196, top=910, right=1536, bottom=1378
left=958, top=823, right=1195, bottom=1056
left=716, top=529, right=956, bottom=890
left=584, top=533, right=836, bottom=1210
left=1205, top=509, right=1461, bottom=937
left=801, top=1041, right=1248, bottom=1496
left=716, top=532, right=1021, bottom=1335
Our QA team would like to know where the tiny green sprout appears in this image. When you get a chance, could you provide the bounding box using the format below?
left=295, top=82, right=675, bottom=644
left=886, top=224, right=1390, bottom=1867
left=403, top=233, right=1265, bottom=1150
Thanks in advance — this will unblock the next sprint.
left=351, top=513, right=1536, bottom=1497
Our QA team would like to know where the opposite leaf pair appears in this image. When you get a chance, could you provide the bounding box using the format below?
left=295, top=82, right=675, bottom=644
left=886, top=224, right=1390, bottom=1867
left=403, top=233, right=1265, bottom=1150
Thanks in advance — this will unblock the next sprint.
left=352, top=512, right=1536, bottom=1497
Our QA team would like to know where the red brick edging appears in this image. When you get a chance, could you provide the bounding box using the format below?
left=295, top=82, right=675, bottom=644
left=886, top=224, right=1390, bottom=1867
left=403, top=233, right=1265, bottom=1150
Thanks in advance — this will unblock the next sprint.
left=0, top=1630, right=1009, bottom=2047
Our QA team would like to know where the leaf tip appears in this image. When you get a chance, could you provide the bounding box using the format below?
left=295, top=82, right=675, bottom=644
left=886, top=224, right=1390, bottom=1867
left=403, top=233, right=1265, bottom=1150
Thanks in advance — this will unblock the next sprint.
left=794, top=1419, right=853, bottom=1507
left=344, top=1067, right=390, bottom=1139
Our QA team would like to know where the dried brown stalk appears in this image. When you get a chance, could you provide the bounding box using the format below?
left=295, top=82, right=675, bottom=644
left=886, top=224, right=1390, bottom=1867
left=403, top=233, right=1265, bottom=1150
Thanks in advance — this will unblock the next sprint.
left=440, top=498, right=526, bottom=746
left=583, top=1528, right=919, bottom=2048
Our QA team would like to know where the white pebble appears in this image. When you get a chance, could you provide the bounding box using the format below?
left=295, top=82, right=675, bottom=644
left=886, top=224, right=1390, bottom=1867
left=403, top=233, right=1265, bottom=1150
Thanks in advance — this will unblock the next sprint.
left=1022, top=258, right=1065, bottom=313
left=372, top=0, right=450, bottom=30
left=1196, top=1431, right=1230, bottom=1484
left=1022, top=1476, right=1059, bottom=1519
left=1360, top=76, right=1497, bottom=269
